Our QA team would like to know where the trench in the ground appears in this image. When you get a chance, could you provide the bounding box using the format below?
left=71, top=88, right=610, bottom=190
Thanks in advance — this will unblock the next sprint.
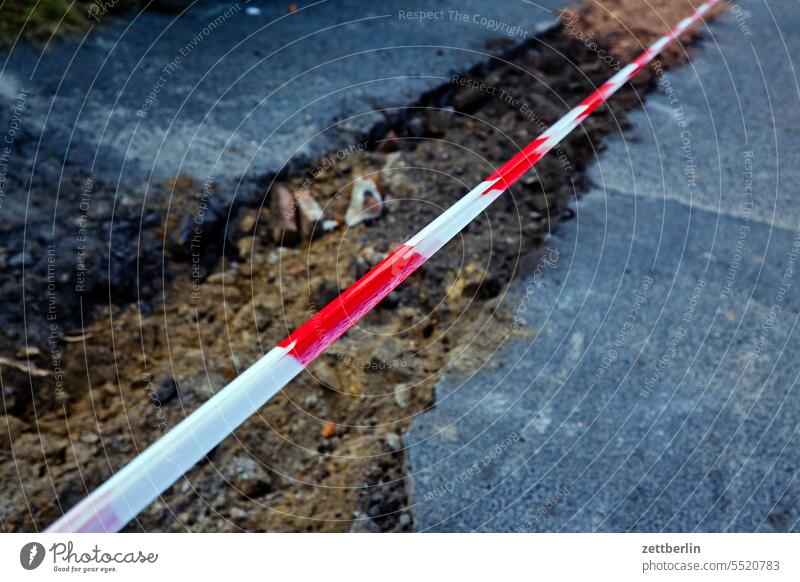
left=0, top=0, right=727, bottom=532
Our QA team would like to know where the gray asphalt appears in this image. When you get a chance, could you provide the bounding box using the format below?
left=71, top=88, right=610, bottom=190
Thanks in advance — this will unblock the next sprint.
left=0, top=0, right=565, bottom=190
left=408, top=0, right=800, bottom=532
left=0, top=0, right=568, bottom=343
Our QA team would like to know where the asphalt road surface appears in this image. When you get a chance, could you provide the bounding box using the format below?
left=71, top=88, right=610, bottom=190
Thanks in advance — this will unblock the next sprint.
left=408, top=0, right=800, bottom=532
left=0, top=0, right=566, bottom=188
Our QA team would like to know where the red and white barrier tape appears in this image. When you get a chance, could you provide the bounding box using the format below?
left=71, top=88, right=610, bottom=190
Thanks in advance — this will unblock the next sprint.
left=47, top=0, right=721, bottom=533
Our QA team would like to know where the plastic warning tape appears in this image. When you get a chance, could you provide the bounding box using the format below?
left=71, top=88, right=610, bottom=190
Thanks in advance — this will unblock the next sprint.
left=47, top=0, right=721, bottom=533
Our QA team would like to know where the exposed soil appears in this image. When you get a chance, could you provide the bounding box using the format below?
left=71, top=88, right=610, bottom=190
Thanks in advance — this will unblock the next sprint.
left=0, top=0, right=726, bottom=532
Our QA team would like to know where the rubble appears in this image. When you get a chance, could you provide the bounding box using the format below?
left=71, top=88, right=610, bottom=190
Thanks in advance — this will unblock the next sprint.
left=0, top=0, right=721, bottom=532
left=0, top=415, right=24, bottom=449
left=295, top=189, right=336, bottom=239
left=345, top=176, right=384, bottom=227
left=269, top=185, right=300, bottom=245
left=229, top=456, right=272, bottom=498
left=269, top=185, right=336, bottom=244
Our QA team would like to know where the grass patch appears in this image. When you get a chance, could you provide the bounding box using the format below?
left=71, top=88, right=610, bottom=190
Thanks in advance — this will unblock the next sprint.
left=0, top=1, right=138, bottom=47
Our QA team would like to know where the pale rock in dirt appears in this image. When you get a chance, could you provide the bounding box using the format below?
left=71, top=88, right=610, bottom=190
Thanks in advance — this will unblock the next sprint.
left=12, top=432, right=67, bottom=465
left=236, top=236, right=256, bottom=260
left=0, top=415, right=24, bottom=449
left=345, top=176, right=383, bottom=227
left=384, top=432, right=402, bottom=452
left=270, top=185, right=300, bottom=245
left=232, top=296, right=275, bottom=334
left=294, top=190, right=333, bottom=239
left=237, top=209, right=259, bottom=235
left=229, top=455, right=272, bottom=498
left=393, top=383, right=410, bottom=408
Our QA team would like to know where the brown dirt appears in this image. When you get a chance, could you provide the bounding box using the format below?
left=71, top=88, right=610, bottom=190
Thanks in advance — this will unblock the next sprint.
left=562, top=0, right=728, bottom=64
left=0, top=0, right=726, bottom=532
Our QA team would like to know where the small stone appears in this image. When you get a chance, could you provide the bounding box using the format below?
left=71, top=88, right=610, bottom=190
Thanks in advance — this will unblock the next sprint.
left=309, top=358, right=341, bottom=391
left=360, top=246, right=385, bottom=265
left=230, top=507, right=248, bottom=519
left=394, top=383, right=410, bottom=407
left=231, top=455, right=272, bottom=497
left=79, top=431, right=100, bottom=445
left=12, top=432, right=67, bottom=464
left=367, top=336, right=412, bottom=383
left=156, top=378, right=178, bottom=404
left=236, top=236, right=256, bottom=260
left=238, top=210, right=259, bottom=234
left=376, top=129, right=399, bottom=153
left=270, top=185, right=300, bottom=245
left=69, top=442, right=96, bottom=465
left=0, top=415, right=24, bottom=449
left=369, top=336, right=404, bottom=368
left=321, top=420, right=336, bottom=439
left=345, top=176, right=384, bottom=227
left=232, top=297, right=274, bottom=333
left=406, top=115, right=426, bottom=138
left=293, top=190, right=326, bottom=239
left=385, top=432, right=402, bottom=451
left=206, top=270, right=233, bottom=284
left=381, top=151, right=405, bottom=171
left=15, top=346, right=41, bottom=358
left=7, top=253, right=30, bottom=268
